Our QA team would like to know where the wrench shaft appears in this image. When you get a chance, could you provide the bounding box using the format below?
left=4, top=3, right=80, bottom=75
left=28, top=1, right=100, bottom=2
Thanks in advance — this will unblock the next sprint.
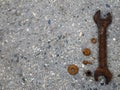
left=98, top=27, right=107, bottom=68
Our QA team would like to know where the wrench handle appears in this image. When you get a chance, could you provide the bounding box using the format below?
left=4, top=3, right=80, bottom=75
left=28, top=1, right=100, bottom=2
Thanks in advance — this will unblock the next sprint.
left=98, top=27, right=108, bottom=68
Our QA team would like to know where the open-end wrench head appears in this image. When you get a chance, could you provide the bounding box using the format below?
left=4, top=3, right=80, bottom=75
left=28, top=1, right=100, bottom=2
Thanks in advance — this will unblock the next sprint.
left=93, top=10, right=112, bottom=29
left=94, top=67, right=112, bottom=84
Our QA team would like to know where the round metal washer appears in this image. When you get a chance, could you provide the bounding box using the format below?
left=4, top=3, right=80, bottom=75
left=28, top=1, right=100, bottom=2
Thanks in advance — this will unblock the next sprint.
left=68, top=64, right=79, bottom=75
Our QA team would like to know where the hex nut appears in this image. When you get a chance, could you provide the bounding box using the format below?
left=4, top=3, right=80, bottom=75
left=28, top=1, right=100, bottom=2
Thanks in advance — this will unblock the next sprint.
left=82, top=48, right=91, bottom=56
left=68, top=64, right=79, bottom=75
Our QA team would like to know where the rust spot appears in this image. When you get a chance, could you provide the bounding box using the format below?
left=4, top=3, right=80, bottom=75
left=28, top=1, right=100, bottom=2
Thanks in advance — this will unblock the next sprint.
left=68, top=64, right=79, bottom=75
left=82, top=48, right=91, bottom=56
left=82, top=60, right=92, bottom=65
left=91, top=38, right=97, bottom=44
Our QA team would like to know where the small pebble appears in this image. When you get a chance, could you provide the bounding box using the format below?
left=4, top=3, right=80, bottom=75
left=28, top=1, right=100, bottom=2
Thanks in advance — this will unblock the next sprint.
left=113, top=38, right=116, bottom=41
left=86, top=88, right=92, bottom=90
left=72, top=23, right=75, bottom=27
left=85, top=70, right=92, bottom=77
left=82, top=64, right=85, bottom=68
left=92, top=57, right=96, bottom=60
left=93, top=88, right=97, bottom=90
left=106, top=4, right=110, bottom=8
left=48, top=19, right=51, bottom=25
left=26, top=28, right=29, bottom=31
left=22, top=77, right=26, bottom=83
left=112, top=83, right=117, bottom=88
left=71, top=83, right=75, bottom=87
left=56, top=54, right=59, bottom=57
left=44, top=63, right=49, bottom=67
left=117, top=74, right=120, bottom=77
left=100, top=82, right=105, bottom=86
left=79, top=32, right=83, bottom=37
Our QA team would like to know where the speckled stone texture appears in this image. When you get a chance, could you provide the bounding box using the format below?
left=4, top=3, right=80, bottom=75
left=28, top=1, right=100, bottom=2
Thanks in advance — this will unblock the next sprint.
left=0, top=0, right=120, bottom=90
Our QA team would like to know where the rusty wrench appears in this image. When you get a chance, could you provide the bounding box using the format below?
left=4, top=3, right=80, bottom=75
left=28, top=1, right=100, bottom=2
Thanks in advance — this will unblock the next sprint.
left=93, top=10, right=112, bottom=84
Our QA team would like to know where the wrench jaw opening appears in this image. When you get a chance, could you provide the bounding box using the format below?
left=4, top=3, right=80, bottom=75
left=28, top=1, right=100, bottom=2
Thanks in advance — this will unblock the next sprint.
left=94, top=67, right=112, bottom=84
left=102, top=13, right=112, bottom=29
left=93, top=10, right=112, bottom=29
left=105, top=12, right=112, bottom=25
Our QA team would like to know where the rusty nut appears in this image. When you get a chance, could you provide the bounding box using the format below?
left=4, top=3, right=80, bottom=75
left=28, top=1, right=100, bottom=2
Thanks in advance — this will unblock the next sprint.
left=82, top=48, right=91, bottom=56
left=68, top=64, right=79, bottom=75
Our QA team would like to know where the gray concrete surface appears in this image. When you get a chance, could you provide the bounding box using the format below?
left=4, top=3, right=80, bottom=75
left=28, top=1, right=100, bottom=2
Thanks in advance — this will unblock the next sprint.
left=0, top=0, right=120, bottom=90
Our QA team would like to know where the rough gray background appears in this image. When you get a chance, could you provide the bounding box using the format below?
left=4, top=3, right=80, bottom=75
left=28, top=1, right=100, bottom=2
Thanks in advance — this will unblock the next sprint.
left=0, top=0, right=120, bottom=90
